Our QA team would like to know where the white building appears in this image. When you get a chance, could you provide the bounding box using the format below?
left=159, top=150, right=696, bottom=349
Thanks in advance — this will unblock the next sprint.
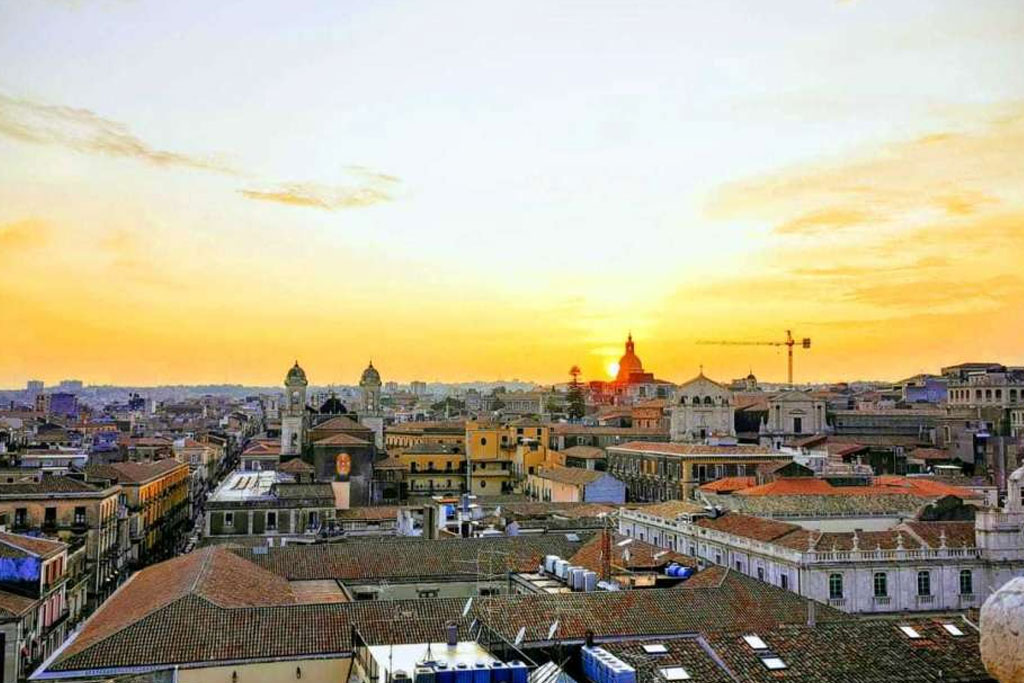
left=618, top=465, right=1024, bottom=614
left=670, top=372, right=735, bottom=442
left=759, top=391, right=828, bottom=448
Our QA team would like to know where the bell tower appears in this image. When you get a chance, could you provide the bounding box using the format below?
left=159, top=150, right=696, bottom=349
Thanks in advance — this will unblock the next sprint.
left=281, top=361, right=308, bottom=457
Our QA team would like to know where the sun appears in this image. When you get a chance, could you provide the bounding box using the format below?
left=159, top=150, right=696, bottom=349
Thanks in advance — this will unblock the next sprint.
left=606, top=361, right=619, bottom=378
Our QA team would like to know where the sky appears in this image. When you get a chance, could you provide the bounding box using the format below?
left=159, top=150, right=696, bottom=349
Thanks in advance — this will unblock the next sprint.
left=1, top=0, right=1023, bottom=387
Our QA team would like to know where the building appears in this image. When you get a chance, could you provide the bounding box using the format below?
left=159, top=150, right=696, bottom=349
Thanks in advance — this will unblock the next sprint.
left=281, top=361, right=308, bottom=457
left=560, top=445, right=607, bottom=471
left=358, top=361, right=384, bottom=448
left=759, top=391, right=828, bottom=448
left=0, top=532, right=69, bottom=681
left=670, top=371, right=735, bottom=442
left=32, top=537, right=991, bottom=683
left=464, top=421, right=551, bottom=495
left=607, top=441, right=791, bottom=501
left=894, top=374, right=948, bottom=404
left=526, top=466, right=625, bottom=504
left=588, top=335, right=676, bottom=405
left=631, top=399, right=668, bottom=430
left=401, top=443, right=467, bottom=498
left=205, top=469, right=337, bottom=539
left=384, top=421, right=465, bottom=456
left=620, top=468, right=1024, bottom=615
left=84, top=459, right=189, bottom=569
left=0, top=476, right=124, bottom=611
left=549, top=424, right=669, bottom=450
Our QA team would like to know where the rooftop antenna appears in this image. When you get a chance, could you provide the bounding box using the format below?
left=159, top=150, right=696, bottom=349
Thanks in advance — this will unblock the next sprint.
left=514, top=626, right=526, bottom=646
left=547, top=620, right=559, bottom=641
left=462, top=597, right=474, bottom=618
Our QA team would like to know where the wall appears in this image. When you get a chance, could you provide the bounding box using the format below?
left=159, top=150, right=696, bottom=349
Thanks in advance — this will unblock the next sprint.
left=179, top=656, right=349, bottom=683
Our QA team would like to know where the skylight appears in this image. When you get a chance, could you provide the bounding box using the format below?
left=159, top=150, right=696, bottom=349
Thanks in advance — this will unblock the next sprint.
left=743, top=635, right=768, bottom=650
left=761, top=657, right=787, bottom=671
left=898, top=626, right=922, bottom=639
left=659, top=667, right=690, bottom=681
left=643, top=644, right=669, bottom=654
left=942, top=624, right=965, bottom=637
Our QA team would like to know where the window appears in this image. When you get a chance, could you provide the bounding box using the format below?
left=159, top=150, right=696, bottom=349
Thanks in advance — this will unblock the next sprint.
left=480, top=437, right=487, bottom=446
left=898, top=626, right=922, bottom=639
left=659, top=668, right=690, bottom=681
left=917, top=571, right=931, bottom=597
left=74, top=506, right=87, bottom=525
left=828, top=573, right=843, bottom=600
left=714, top=553, right=722, bottom=565
left=44, top=507, right=57, bottom=527
left=793, top=417, right=803, bottom=433
left=780, top=574, right=788, bottom=590
left=873, top=572, right=888, bottom=598
left=742, top=635, right=768, bottom=650
left=480, top=481, right=486, bottom=488
left=736, top=561, right=743, bottom=571
left=14, top=507, right=27, bottom=527
left=942, top=624, right=965, bottom=637
left=224, top=512, right=234, bottom=527
left=757, top=567, right=765, bottom=582
left=959, top=569, right=973, bottom=596
left=761, top=658, right=787, bottom=671
left=267, top=511, right=277, bottom=530
left=642, top=644, right=668, bottom=654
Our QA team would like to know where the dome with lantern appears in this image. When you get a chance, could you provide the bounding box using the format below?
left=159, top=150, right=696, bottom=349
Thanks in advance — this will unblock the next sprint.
left=360, top=361, right=381, bottom=386
left=615, top=334, right=644, bottom=383
left=285, top=361, right=308, bottom=386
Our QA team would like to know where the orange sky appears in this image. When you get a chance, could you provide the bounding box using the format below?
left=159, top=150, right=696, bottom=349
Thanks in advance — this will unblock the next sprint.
left=1, top=2, right=1023, bottom=388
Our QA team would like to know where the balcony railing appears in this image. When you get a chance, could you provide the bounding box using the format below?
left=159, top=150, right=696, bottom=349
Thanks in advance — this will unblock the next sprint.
left=873, top=596, right=891, bottom=606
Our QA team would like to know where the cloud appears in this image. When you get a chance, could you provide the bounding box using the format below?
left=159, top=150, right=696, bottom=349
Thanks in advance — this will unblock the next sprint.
left=0, top=93, right=236, bottom=174
left=0, top=218, right=51, bottom=251
left=238, top=176, right=399, bottom=211
left=775, top=207, right=875, bottom=235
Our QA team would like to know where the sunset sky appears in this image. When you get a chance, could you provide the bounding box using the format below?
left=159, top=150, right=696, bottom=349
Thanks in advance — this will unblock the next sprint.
left=2, top=1, right=1023, bottom=387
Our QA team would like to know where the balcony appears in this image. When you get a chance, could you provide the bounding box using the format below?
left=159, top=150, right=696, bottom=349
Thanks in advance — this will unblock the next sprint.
left=828, top=598, right=847, bottom=608
left=917, top=594, right=935, bottom=605
left=873, top=596, right=891, bottom=607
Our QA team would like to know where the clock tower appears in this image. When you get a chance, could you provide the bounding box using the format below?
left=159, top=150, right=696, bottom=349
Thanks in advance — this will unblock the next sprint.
left=281, top=361, right=308, bottom=457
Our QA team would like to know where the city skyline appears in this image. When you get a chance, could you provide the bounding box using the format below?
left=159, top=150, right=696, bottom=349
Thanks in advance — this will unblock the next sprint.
left=2, top=1, right=1023, bottom=386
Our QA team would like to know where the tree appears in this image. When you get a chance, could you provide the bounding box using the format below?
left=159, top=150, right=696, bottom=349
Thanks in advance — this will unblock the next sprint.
left=567, top=365, right=586, bottom=421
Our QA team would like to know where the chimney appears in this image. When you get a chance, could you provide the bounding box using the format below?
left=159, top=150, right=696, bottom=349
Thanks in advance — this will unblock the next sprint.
left=446, top=621, right=458, bottom=647
left=585, top=630, right=595, bottom=648
left=807, top=600, right=817, bottom=627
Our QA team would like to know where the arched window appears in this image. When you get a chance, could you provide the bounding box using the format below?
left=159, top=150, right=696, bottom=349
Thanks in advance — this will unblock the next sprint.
left=480, top=437, right=487, bottom=446
left=828, top=573, right=843, bottom=600
left=703, top=396, right=713, bottom=405
left=692, top=396, right=701, bottom=405
left=679, top=395, right=687, bottom=405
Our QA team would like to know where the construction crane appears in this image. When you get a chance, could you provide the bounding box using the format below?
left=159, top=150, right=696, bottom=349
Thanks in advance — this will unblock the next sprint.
left=696, top=329, right=811, bottom=386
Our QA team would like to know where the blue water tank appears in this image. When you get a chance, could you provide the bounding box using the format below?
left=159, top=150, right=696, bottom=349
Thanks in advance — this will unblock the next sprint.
left=508, top=661, right=528, bottom=683
left=455, top=663, right=472, bottom=683
left=416, top=667, right=437, bottom=683
left=665, top=563, right=678, bottom=576
left=490, top=662, right=511, bottom=683
left=435, top=663, right=454, bottom=683
left=473, top=662, right=490, bottom=683
left=584, top=570, right=597, bottom=592
left=678, top=567, right=693, bottom=580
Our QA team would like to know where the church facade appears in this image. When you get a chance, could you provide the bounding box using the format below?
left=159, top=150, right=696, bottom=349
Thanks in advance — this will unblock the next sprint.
left=670, top=372, right=736, bottom=442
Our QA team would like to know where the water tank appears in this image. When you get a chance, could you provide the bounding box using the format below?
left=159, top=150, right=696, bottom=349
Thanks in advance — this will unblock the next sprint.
left=394, top=671, right=412, bottom=683
left=584, top=571, right=597, bottom=592
left=508, top=661, right=528, bottom=683
left=678, top=567, right=693, bottom=580
left=415, top=667, right=436, bottom=683
left=455, top=662, right=472, bottom=683
left=569, top=567, right=585, bottom=590
left=490, top=662, right=511, bottom=683
left=544, top=555, right=560, bottom=573
left=435, top=662, right=454, bottom=683
left=555, top=559, right=570, bottom=579
left=473, top=662, right=490, bottom=683
left=665, top=563, right=678, bottom=576
left=582, top=647, right=635, bottom=683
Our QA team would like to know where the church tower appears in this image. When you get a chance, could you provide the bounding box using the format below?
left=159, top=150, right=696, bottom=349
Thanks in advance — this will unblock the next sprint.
left=281, top=361, right=308, bottom=457
left=359, top=361, right=384, bottom=449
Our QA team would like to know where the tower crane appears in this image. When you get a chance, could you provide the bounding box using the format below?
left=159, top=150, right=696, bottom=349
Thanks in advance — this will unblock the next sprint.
left=696, top=329, right=811, bottom=386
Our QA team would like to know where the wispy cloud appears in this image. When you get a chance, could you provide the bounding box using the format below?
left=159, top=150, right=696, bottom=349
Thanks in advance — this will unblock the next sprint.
left=238, top=172, right=399, bottom=211
left=0, top=218, right=51, bottom=251
left=0, top=93, right=236, bottom=174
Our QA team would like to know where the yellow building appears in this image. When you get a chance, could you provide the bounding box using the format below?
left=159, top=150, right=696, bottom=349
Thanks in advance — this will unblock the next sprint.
left=464, top=421, right=551, bottom=495
left=383, top=421, right=465, bottom=456
left=400, top=443, right=467, bottom=497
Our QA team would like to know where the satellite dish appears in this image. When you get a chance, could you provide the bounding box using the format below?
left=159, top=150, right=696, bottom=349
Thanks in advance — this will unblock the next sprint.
left=548, top=621, right=559, bottom=641
left=462, top=597, right=473, bottom=617
left=514, top=627, right=526, bottom=646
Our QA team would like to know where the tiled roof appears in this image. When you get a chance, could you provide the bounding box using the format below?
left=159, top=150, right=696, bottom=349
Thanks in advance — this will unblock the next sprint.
left=499, top=502, right=616, bottom=519
left=534, top=466, right=605, bottom=486
left=568, top=532, right=696, bottom=574
left=695, top=513, right=802, bottom=543
left=705, top=492, right=926, bottom=518
left=242, top=440, right=280, bottom=456
left=560, top=446, right=606, bottom=460
left=0, top=531, right=65, bottom=558
left=904, top=521, right=977, bottom=548
left=699, top=476, right=757, bottom=493
left=735, top=475, right=974, bottom=500
left=602, top=638, right=734, bottom=683
left=241, top=534, right=592, bottom=581
left=85, top=459, right=187, bottom=484
left=0, top=476, right=108, bottom=496
left=313, top=416, right=370, bottom=432
left=637, top=500, right=707, bottom=519
left=373, top=456, right=406, bottom=469
left=550, top=425, right=669, bottom=436
left=313, top=433, right=372, bottom=447
left=273, top=483, right=335, bottom=501
left=335, top=506, right=403, bottom=521
left=278, top=457, right=315, bottom=473
left=0, top=588, right=38, bottom=618
left=610, top=441, right=778, bottom=456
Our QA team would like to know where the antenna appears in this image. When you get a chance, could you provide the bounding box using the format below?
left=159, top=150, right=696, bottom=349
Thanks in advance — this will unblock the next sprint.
left=462, top=597, right=473, bottom=617
left=617, top=538, right=634, bottom=547
left=514, top=626, right=526, bottom=646
left=547, top=621, right=559, bottom=641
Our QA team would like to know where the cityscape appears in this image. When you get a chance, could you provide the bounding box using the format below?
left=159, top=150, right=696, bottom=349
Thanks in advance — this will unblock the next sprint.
left=2, top=2, right=1023, bottom=683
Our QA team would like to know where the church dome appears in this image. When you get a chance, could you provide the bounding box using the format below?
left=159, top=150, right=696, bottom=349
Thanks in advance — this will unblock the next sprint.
left=615, top=334, right=644, bottom=383
left=319, top=395, right=347, bottom=415
left=285, top=361, right=308, bottom=386
left=360, top=361, right=381, bottom=386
